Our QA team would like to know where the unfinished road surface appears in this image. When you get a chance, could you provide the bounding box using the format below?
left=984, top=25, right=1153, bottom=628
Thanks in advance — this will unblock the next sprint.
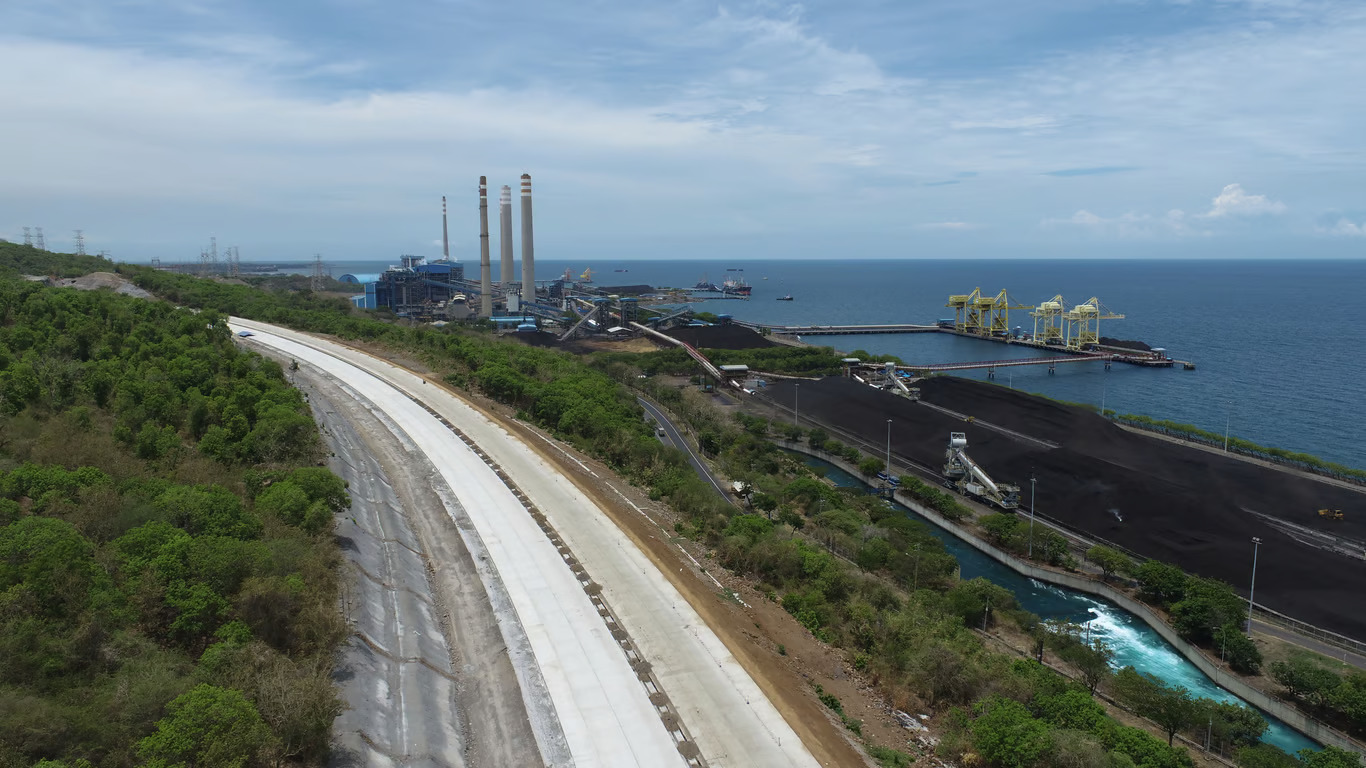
left=232, top=319, right=821, bottom=768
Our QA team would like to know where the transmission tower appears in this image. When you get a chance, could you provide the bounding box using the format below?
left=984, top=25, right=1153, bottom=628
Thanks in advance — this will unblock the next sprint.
left=22, top=227, right=31, bottom=247
left=97, top=250, right=111, bottom=260
left=151, top=257, right=161, bottom=269
left=74, top=230, right=86, bottom=256
left=34, top=228, right=45, bottom=251
left=209, top=237, right=219, bottom=273
left=311, top=254, right=325, bottom=291
left=199, top=248, right=211, bottom=278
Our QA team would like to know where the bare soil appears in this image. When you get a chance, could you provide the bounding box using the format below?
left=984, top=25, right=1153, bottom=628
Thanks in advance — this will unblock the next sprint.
left=762, top=375, right=1366, bottom=641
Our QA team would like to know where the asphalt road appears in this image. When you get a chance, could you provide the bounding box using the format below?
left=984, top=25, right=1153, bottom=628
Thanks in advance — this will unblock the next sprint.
left=636, top=396, right=736, bottom=505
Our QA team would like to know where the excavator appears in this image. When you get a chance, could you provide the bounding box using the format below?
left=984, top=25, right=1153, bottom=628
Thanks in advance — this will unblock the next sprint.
left=943, top=432, right=1021, bottom=511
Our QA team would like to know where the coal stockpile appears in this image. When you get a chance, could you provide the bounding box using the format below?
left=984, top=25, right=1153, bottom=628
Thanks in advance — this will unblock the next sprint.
left=765, top=376, right=1366, bottom=640
left=1100, top=337, right=1153, bottom=352
left=664, top=324, right=776, bottom=350
left=596, top=284, right=654, bottom=295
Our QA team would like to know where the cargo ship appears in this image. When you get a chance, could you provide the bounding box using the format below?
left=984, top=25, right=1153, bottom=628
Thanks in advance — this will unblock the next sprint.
left=721, top=276, right=752, bottom=297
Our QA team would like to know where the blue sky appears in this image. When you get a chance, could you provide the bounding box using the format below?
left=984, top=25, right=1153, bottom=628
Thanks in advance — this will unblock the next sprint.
left=3, top=0, right=1364, bottom=261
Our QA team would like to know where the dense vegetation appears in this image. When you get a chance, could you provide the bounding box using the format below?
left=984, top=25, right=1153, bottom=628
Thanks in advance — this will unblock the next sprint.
left=1268, top=654, right=1366, bottom=738
left=6, top=245, right=1357, bottom=768
left=0, top=247, right=346, bottom=768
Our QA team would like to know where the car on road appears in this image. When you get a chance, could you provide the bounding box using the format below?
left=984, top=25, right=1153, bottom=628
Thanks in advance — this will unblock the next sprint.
left=237, top=330, right=254, bottom=337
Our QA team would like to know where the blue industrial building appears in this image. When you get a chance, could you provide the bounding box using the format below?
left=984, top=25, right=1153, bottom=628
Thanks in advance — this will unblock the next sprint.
left=346, top=256, right=466, bottom=316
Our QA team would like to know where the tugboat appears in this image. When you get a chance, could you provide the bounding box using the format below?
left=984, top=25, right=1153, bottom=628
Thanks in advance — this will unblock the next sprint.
left=776, top=294, right=794, bottom=301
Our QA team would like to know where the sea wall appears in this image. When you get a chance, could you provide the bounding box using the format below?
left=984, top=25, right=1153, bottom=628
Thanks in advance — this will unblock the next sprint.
left=775, top=439, right=1365, bottom=756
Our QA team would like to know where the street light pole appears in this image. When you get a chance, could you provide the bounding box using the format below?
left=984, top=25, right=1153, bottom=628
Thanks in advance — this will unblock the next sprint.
left=793, top=383, right=800, bottom=427
left=1029, top=475, right=1037, bottom=559
left=886, top=419, right=892, bottom=476
left=1224, top=403, right=1232, bottom=452
left=1247, top=537, right=1261, bottom=633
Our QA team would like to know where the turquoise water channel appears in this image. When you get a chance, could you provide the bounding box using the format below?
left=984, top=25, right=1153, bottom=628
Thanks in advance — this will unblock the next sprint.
left=804, top=455, right=1320, bottom=755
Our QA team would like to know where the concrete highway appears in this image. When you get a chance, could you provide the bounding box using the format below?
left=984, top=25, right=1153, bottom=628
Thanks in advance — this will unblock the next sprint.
left=233, top=320, right=821, bottom=768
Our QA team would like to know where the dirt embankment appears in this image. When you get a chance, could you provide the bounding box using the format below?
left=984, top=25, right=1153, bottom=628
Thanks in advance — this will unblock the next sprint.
left=764, top=375, right=1366, bottom=641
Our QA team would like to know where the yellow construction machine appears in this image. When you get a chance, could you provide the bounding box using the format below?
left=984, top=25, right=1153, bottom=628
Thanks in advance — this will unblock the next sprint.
left=1318, top=508, right=1344, bottom=521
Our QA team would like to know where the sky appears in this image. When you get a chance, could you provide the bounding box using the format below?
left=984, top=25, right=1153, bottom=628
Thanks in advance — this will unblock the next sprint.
left=2, top=0, right=1365, bottom=262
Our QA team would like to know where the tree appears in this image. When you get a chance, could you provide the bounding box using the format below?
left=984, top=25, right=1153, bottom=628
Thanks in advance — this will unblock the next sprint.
left=1170, top=577, right=1246, bottom=643
left=970, top=696, right=1052, bottom=768
left=980, top=513, right=1022, bottom=548
left=750, top=492, right=778, bottom=517
left=1233, top=744, right=1299, bottom=768
left=1298, top=746, right=1364, bottom=768
left=1088, top=545, right=1133, bottom=581
left=1060, top=640, right=1114, bottom=694
left=1213, top=624, right=1262, bottom=674
left=1134, top=560, right=1188, bottom=605
left=858, top=456, right=885, bottom=477
left=1200, top=700, right=1267, bottom=752
left=1114, top=669, right=1201, bottom=747
left=137, top=684, right=273, bottom=768
left=806, top=427, right=828, bottom=448
left=1269, top=657, right=1340, bottom=703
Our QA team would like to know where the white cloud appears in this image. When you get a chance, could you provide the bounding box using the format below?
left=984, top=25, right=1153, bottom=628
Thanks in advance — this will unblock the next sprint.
left=1042, top=208, right=1195, bottom=237
left=1200, top=183, right=1286, bottom=218
left=1322, top=217, right=1366, bottom=236
left=1043, top=183, right=1289, bottom=237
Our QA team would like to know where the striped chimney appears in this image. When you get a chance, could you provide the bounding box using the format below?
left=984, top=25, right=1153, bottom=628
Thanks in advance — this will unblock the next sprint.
left=479, top=177, right=492, bottom=317
left=520, top=174, right=535, bottom=305
left=499, top=185, right=514, bottom=289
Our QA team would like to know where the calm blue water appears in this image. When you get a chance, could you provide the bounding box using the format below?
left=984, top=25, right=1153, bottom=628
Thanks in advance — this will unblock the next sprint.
left=323, top=258, right=1364, bottom=467
left=809, top=455, right=1318, bottom=754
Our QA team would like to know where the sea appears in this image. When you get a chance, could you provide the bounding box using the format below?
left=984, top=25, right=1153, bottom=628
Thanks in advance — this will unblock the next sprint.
left=318, top=258, right=1365, bottom=469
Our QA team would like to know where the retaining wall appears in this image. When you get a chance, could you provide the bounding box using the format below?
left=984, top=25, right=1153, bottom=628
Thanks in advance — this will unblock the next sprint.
left=775, top=439, right=1365, bottom=757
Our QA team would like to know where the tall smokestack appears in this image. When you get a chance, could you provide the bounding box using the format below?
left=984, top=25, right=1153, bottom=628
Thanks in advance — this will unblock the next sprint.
left=442, top=196, right=449, bottom=260
left=479, top=177, right=492, bottom=317
left=499, top=185, right=514, bottom=289
left=520, top=174, right=535, bottom=305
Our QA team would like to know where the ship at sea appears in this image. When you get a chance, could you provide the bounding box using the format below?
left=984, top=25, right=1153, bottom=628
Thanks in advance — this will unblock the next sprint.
left=721, top=276, right=752, bottom=297
left=693, top=274, right=721, bottom=292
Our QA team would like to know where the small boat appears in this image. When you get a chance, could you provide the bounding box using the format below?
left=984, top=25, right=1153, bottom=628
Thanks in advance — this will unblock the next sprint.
left=614, top=269, right=628, bottom=272
left=776, top=294, right=793, bottom=301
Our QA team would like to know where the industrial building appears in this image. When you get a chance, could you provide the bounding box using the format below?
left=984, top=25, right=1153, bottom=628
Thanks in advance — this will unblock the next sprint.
left=347, top=255, right=469, bottom=317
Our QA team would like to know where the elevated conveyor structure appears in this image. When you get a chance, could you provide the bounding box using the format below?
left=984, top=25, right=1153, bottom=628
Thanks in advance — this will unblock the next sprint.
left=943, top=432, right=1020, bottom=510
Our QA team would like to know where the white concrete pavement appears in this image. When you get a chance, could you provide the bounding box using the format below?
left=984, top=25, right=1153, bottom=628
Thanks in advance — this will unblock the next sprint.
left=234, top=322, right=683, bottom=768
left=231, top=319, right=822, bottom=768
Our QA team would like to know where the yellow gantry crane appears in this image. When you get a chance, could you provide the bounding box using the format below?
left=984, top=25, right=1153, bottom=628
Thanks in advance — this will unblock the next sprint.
left=986, top=290, right=1034, bottom=336
left=1031, top=295, right=1067, bottom=345
left=1065, top=297, right=1124, bottom=350
left=946, top=288, right=981, bottom=332
left=946, top=288, right=1033, bottom=336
